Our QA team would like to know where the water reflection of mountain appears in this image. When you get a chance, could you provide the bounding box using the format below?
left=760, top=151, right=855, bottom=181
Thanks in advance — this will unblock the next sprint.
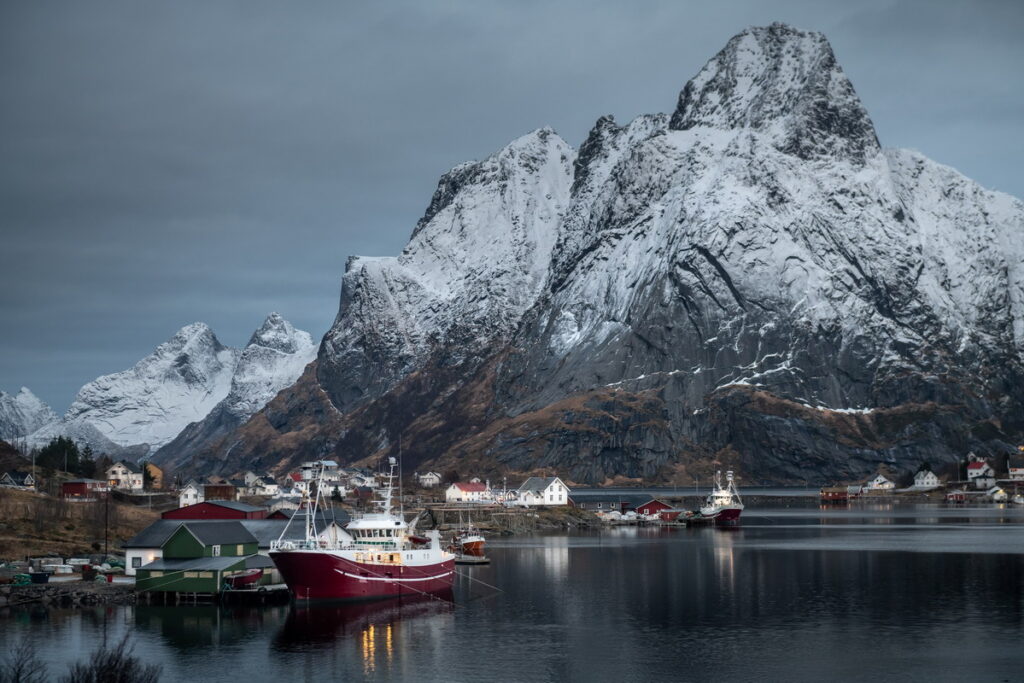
left=273, top=593, right=455, bottom=652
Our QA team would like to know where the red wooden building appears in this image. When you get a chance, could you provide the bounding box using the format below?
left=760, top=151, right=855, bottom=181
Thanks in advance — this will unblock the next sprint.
left=162, top=500, right=268, bottom=520
left=635, top=499, right=672, bottom=516
left=61, top=479, right=109, bottom=500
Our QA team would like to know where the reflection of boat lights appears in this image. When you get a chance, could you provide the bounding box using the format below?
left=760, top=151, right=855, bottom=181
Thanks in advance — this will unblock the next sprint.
left=360, top=620, right=395, bottom=672
left=362, top=624, right=375, bottom=673
left=713, top=530, right=736, bottom=587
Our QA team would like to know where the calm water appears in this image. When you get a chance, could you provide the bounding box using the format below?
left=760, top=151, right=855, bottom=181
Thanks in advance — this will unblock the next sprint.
left=4, top=501, right=1024, bottom=682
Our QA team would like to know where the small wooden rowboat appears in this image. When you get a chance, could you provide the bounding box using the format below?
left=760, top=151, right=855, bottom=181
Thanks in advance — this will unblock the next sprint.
left=225, top=568, right=263, bottom=589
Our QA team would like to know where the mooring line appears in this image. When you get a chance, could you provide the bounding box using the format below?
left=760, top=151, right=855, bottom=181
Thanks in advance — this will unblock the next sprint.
left=455, top=569, right=503, bottom=594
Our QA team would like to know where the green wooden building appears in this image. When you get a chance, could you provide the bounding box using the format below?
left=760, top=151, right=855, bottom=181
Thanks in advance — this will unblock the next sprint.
left=135, top=521, right=275, bottom=595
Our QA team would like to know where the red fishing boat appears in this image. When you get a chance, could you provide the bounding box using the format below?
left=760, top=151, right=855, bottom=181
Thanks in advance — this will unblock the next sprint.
left=270, top=458, right=455, bottom=601
left=699, top=470, right=744, bottom=524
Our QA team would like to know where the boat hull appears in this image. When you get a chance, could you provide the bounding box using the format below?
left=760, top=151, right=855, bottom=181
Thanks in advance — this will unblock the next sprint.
left=700, top=506, right=743, bottom=524
left=270, top=550, right=455, bottom=601
left=459, top=539, right=485, bottom=556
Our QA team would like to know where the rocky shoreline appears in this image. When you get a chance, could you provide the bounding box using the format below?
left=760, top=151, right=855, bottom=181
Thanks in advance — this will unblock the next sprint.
left=0, top=581, right=136, bottom=609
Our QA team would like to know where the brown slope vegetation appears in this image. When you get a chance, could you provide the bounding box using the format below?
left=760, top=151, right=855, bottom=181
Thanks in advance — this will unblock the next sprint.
left=0, top=489, right=159, bottom=560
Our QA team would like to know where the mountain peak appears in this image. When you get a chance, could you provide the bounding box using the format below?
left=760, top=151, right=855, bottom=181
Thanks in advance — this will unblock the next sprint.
left=0, top=386, right=57, bottom=440
left=247, top=312, right=311, bottom=354
left=669, top=22, right=879, bottom=162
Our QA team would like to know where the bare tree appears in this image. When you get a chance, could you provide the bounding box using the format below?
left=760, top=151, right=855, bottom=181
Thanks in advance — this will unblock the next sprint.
left=61, top=635, right=161, bottom=683
left=0, top=638, right=49, bottom=683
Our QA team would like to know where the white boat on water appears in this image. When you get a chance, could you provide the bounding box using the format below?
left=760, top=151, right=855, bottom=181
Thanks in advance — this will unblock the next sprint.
left=699, top=470, right=744, bottom=524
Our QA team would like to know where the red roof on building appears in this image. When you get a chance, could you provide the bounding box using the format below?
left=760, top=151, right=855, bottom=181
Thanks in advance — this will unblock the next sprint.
left=967, top=461, right=989, bottom=470
left=289, top=472, right=302, bottom=482
left=453, top=482, right=488, bottom=492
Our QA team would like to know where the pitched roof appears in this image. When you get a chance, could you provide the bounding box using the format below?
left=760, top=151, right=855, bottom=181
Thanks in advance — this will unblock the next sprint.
left=201, top=500, right=265, bottom=513
left=452, top=482, right=488, bottom=492
left=967, top=461, right=990, bottom=470
left=181, top=521, right=257, bottom=546
left=4, top=471, right=32, bottom=485
left=126, top=516, right=347, bottom=550
left=517, top=477, right=563, bottom=494
left=113, top=460, right=141, bottom=473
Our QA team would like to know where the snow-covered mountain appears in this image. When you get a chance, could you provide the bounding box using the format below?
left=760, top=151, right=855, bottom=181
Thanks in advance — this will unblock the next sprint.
left=317, top=128, right=573, bottom=410
left=152, top=314, right=316, bottom=469
left=29, top=314, right=315, bottom=458
left=0, top=387, right=57, bottom=442
left=186, top=23, right=1023, bottom=484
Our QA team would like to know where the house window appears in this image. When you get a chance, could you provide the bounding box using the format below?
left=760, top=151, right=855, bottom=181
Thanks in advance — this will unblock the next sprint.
left=236, top=544, right=244, bottom=555
left=184, top=572, right=198, bottom=578
left=131, top=557, right=141, bottom=568
left=199, top=571, right=213, bottom=578
left=212, top=545, right=221, bottom=557
left=149, top=571, right=163, bottom=578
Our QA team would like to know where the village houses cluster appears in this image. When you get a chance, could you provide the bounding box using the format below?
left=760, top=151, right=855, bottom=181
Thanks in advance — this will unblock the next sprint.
left=421, top=473, right=571, bottom=507
left=836, top=452, right=1024, bottom=503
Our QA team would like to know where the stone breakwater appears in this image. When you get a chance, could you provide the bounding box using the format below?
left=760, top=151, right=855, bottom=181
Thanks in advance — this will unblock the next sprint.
left=0, top=582, right=136, bottom=609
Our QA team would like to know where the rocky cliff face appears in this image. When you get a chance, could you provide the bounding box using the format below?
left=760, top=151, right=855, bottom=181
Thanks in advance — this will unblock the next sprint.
left=194, top=23, right=1024, bottom=484
left=31, top=314, right=315, bottom=460
left=0, top=387, right=57, bottom=442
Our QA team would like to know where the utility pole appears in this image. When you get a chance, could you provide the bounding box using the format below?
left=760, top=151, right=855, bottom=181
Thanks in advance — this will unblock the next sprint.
left=104, top=492, right=109, bottom=559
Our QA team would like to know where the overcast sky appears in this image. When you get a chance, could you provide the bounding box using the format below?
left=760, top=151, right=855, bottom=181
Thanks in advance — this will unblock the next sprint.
left=2, top=0, right=1022, bottom=412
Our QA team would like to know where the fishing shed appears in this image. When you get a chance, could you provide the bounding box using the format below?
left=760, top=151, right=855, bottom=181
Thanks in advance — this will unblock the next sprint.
left=135, top=521, right=274, bottom=596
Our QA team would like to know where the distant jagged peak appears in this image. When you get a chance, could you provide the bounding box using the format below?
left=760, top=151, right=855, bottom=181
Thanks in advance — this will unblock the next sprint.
left=153, top=321, right=226, bottom=359
left=0, top=386, right=57, bottom=440
left=670, top=22, right=880, bottom=162
left=246, top=312, right=312, bottom=355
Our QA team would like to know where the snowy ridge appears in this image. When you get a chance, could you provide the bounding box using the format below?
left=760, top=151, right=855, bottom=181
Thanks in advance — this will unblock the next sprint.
left=317, top=127, right=574, bottom=408
left=222, top=313, right=316, bottom=419
left=28, top=315, right=315, bottom=456
left=504, top=22, right=1024, bottom=416
left=0, top=387, right=57, bottom=442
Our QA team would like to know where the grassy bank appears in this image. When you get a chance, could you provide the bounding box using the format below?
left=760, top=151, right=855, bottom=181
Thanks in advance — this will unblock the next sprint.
left=0, top=489, right=159, bottom=560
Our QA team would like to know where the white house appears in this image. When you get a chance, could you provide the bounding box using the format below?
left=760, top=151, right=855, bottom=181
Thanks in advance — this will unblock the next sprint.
left=349, top=472, right=377, bottom=488
left=300, top=460, right=338, bottom=480
left=255, top=474, right=279, bottom=496
left=106, top=460, right=143, bottom=491
left=286, top=472, right=308, bottom=496
left=966, top=460, right=996, bottom=490
left=416, top=471, right=442, bottom=488
left=862, top=474, right=895, bottom=491
left=913, top=469, right=940, bottom=489
left=320, top=479, right=347, bottom=499
left=516, top=477, right=570, bottom=506
left=178, top=480, right=204, bottom=507
left=445, top=482, right=492, bottom=503
left=1, top=471, right=35, bottom=490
